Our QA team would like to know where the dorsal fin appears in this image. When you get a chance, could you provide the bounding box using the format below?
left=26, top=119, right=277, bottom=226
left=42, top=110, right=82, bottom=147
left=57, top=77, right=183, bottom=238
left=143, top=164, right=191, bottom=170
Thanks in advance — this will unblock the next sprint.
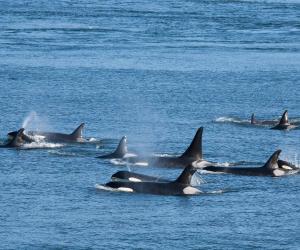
left=251, top=113, right=255, bottom=124
left=7, top=128, right=25, bottom=147
left=70, top=123, right=85, bottom=138
left=263, top=150, right=281, bottom=169
left=174, top=165, right=197, bottom=185
left=279, top=110, right=289, bottom=125
left=112, top=136, right=127, bottom=157
left=180, top=127, right=203, bottom=160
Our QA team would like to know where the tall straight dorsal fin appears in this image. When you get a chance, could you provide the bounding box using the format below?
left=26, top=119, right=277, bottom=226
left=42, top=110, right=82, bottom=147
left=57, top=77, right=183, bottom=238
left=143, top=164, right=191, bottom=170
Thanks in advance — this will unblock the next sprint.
left=70, top=123, right=85, bottom=138
left=279, top=110, right=289, bottom=125
left=7, top=128, right=25, bottom=147
left=113, top=136, right=127, bottom=157
left=174, top=165, right=197, bottom=185
left=251, top=113, right=255, bottom=124
left=263, top=150, right=281, bottom=169
left=180, top=127, right=203, bottom=160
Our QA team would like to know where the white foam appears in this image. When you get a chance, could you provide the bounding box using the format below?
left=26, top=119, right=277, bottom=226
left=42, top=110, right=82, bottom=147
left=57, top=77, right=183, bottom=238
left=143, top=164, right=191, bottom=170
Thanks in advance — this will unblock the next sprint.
left=153, top=153, right=174, bottom=157
left=198, top=169, right=225, bottom=174
left=132, top=162, right=149, bottom=167
left=206, top=190, right=226, bottom=194
left=47, top=150, right=76, bottom=156
left=124, top=153, right=138, bottom=158
left=88, top=137, right=97, bottom=142
left=110, top=159, right=125, bottom=165
left=22, top=142, right=64, bottom=149
left=110, top=159, right=149, bottom=167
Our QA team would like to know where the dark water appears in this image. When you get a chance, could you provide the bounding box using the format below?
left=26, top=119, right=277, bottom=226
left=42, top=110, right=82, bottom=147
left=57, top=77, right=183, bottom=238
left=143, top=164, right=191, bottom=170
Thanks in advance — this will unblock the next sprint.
left=1, top=0, right=300, bottom=249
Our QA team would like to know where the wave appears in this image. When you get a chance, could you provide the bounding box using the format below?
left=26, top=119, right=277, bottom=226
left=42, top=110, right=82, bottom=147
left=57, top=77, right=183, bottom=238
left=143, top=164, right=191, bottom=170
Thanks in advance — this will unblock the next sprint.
left=47, top=150, right=77, bottom=156
left=215, top=116, right=250, bottom=124
left=22, top=142, right=64, bottom=149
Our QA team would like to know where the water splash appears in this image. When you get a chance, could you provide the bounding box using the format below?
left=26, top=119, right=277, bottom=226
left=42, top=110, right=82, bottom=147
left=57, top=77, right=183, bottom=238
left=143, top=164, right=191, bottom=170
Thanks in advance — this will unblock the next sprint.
left=22, top=111, right=38, bottom=128
left=22, top=142, right=64, bottom=149
left=21, top=111, right=50, bottom=131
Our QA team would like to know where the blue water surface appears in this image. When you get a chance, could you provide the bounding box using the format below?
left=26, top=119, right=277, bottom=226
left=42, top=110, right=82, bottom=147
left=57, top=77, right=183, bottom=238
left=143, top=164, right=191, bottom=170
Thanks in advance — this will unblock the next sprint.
left=0, top=0, right=299, bottom=249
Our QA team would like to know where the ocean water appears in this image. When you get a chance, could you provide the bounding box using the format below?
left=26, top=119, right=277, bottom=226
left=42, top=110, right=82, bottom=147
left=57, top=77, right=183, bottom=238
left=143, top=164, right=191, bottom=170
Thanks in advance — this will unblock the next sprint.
left=0, top=0, right=300, bottom=249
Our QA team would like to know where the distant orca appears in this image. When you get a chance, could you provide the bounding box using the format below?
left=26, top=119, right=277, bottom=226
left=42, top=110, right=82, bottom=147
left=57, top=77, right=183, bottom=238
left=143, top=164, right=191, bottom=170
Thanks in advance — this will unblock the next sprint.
left=103, top=165, right=201, bottom=195
left=202, top=150, right=298, bottom=177
left=98, top=127, right=210, bottom=168
left=271, top=110, right=295, bottom=130
left=1, top=128, right=25, bottom=148
left=111, top=170, right=169, bottom=182
left=250, top=113, right=277, bottom=126
left=8, top=123, right=85, bottom=143
left=97, top=136, right=127, bottom=159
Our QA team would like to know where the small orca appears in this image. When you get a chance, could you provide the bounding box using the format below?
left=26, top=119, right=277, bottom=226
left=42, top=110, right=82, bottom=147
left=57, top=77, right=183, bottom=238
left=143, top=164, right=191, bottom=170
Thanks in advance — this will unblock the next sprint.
left=201, top=150, right=298, bottom=177
left=271, top=110, right=294, bottom=130
left=277, top=159, right=298, bottom=170
left=250, top=113, right=277, bottom=126
left=98, top=127, right=208, bottom=168
left=97, top=136, right=127, bottom=159
left=103, top=165, right=201, bottom=195
left=111, top=170, right=169, bottom=182
left=8, top=123, right=85, bottom=143
left=1, top=128, right=25, bottom=148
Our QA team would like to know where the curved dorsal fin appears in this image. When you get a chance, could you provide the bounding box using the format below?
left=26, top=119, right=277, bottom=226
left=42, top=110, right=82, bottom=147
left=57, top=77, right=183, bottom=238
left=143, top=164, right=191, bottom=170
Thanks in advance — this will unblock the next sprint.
left=279, top=110, right=289, bottom=125
left=112, top=136, right=127, bottom=157
left=180, top=127, right=203, bottom=160
left=7, top=128, right=25, bottom=147
left=70, top=123, right=85, bottom=138
left=174, top=165, right=197, bottom=185
left=263, top=150, right=281, bottom=169
left=251, top=113, right=255, bottom=124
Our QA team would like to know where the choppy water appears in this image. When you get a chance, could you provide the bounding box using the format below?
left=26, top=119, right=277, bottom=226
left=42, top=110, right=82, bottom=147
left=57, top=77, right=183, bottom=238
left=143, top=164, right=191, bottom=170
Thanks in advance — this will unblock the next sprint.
left=0, top=0, right=300, bottom=249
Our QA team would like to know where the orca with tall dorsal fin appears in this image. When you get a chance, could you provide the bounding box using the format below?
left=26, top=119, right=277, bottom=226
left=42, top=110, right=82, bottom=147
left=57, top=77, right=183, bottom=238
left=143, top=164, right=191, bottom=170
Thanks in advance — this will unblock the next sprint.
left=201, top=150, right=298, bottom=177
left=8, top=123, right=86, bottom=143
left=271, top=110, right=295, bottom=130
left=98, top=127, right=210, bottom=169
left=100, top=164, right=201, bottom=195
left=1, top=128, right=25, bottom=148
left=97, top=136, right=127, bottom=159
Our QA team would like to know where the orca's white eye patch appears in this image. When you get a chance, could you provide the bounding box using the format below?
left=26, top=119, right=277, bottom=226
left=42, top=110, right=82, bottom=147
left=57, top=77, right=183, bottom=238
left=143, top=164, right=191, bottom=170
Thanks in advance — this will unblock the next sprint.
left=128, top=177, right=142, bottom=182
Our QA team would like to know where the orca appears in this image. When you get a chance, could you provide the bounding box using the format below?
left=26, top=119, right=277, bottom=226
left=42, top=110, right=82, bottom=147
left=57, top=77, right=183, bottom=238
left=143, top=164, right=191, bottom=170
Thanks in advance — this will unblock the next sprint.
left=111, top=170, right=169, bottom=182
left=250, top=113, right=277, bottom=126
left=102, top=165, right=201, bottom=195
left=8, top=123, right=85, bottom=143
left=1, top=128, right=25, bottom=148
left=271, top=110, right=295, bottom=130
left=277, top=159, right=298, bottom=170
left=98, top=127, right=208, bottom=168
left=97, top=136, right=127, bottom=159
left=201, top=150, right=298, bottom=177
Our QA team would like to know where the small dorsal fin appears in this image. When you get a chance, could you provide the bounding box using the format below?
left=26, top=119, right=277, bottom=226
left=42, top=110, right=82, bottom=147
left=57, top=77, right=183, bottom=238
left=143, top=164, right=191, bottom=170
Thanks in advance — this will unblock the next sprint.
left=263, top=150, right=281, bottom=169
left=112, top=136, right=127, bottom=157
left=279, top=110, right=289, bottom=125
left=174, top=165, right=197, bottom=185
left=180, top=127, right=203, bottom=160
left=70, top=123, right=85, bottom=138
left=251, top=113, right=255, bottom=124
left=7, top=128, right=25, bottom=147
